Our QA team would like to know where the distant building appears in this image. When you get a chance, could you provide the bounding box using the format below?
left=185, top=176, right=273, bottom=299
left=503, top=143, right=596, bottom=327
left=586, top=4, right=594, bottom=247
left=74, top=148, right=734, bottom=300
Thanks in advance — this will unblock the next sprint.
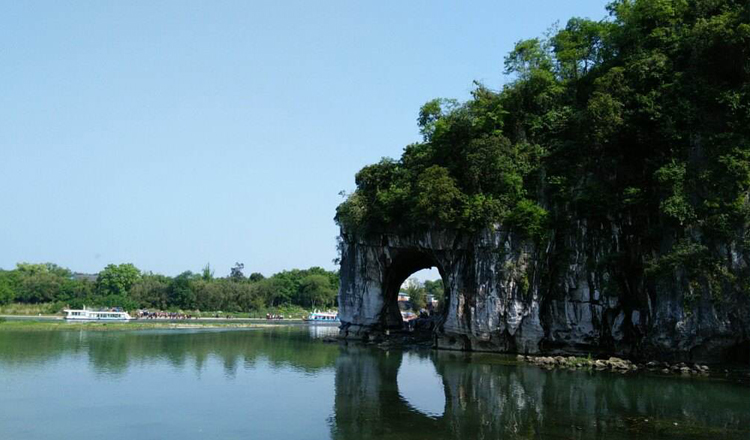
left=72, top=272, right=98, bottom=282
left=397, top=292, right=410, bottom=302
left=426, top=294, right=439, bottom=312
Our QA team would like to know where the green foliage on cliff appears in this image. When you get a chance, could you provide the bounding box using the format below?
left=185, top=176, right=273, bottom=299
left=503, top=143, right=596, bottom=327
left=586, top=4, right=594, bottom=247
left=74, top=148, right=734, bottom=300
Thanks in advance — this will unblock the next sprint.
left=336, top=0, right=750, bottom=252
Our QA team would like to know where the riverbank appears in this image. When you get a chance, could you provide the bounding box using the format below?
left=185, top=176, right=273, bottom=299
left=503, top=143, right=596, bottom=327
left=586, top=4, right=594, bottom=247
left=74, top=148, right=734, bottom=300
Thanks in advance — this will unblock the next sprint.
left=331, top=328, right=750, bottom=383
left=517, top=354, right=716, bottom=375
left=514, top=354, right=750, bottom=383
left=0, top=302, right=321, bottom=320
left=0, top=317, right=315, bottom=331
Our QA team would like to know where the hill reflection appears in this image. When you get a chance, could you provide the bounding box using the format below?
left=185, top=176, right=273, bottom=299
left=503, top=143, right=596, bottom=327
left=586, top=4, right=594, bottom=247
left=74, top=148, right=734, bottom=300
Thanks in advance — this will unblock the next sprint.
left=0, top=327, right=748, bottom=439
left=331, top=347, right=750, bottom=440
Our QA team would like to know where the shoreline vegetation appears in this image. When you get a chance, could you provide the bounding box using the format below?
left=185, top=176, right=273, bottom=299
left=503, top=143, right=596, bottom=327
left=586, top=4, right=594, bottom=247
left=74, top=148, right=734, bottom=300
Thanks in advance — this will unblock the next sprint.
left=0, top=302, right=323, bottom=320
left=0, top=262, right=339, bottom=318
left=0, top=317, right=330, bottom=331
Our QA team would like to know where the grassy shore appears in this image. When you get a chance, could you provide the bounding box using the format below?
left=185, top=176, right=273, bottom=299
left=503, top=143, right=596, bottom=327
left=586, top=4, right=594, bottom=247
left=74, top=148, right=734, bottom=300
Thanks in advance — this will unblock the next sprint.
left=0, top=303, right=58, bottom=316
left=0, top=318, right=287, bottom=332
left=0, top=302, right=324, bottom=320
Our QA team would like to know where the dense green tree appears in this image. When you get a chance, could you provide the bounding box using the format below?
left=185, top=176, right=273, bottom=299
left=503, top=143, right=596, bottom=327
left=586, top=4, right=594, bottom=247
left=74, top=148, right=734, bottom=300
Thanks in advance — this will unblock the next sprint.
left=56, top=278, right=94, bottom=309
left=169, top=271, right=198, bottom=310
left=299, top=275, right=336, bottom=309
left=403, top=278, right=427, bottom=312
left=96, top=264, right=141, bottom=298
left=201, top=264, right=214, bottom=281
left=249, top=272, right=265, bottom=282
left=244, top=278, right=282, bottom=308
left=423, top=279, right=444, bottom=302
left=0, top=271, right=16, bottom=305
left=13, top=263, right=73, bottom=303
left=192, top=279, right=224, bottom=311
left=16, top=263, right=71, bottom=278
left=229, top=262, right=245, bottom=281
left=130, top=274, right=170, bottom=309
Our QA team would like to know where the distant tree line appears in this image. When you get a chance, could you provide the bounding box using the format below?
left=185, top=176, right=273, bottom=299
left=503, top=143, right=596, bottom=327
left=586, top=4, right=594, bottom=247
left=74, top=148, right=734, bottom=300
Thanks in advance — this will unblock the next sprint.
left=0, top=262, right=339, bottom=312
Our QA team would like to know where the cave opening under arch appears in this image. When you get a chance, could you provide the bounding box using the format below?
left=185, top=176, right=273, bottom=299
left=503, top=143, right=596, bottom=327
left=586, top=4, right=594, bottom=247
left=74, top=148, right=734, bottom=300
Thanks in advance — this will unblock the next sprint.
left=380, top=249, right=447, bottom=329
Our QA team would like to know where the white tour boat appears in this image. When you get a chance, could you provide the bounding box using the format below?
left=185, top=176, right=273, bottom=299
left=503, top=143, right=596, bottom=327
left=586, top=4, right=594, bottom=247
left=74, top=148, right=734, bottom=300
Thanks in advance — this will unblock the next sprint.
left=63, top=307, right=132, bottom=321
left=303, top=311, right=339, bottom=323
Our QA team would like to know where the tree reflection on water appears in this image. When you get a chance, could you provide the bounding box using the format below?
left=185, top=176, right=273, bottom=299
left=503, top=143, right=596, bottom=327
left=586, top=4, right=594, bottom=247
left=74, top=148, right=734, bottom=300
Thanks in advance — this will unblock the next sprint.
left=0, top=327, right=748, bottom=440
left=332, top=346, right=750, bottom=439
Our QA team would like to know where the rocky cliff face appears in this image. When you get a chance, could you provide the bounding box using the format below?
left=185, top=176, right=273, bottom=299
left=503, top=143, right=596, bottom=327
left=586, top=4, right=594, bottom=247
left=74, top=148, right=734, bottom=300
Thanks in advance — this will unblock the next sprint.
left=337, top=223, right=750, bottom=363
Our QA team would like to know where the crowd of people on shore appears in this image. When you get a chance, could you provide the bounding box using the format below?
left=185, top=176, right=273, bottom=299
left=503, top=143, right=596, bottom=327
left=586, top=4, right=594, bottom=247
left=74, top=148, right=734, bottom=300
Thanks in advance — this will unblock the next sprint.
left=133, top=310, right=292, bottom=320
left=136, top=310, right=195, bottom=320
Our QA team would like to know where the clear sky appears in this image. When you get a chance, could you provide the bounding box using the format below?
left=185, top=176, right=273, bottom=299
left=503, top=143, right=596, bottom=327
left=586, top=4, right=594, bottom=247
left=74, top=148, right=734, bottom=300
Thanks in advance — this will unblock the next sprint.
left=1, top=0, right=610, bottom=278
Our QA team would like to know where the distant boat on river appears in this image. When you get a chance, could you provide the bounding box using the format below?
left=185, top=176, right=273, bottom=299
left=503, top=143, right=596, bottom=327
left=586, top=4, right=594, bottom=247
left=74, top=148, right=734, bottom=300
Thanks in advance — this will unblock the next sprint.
left=304, top=311, right=339, bottom=323
left=63, top=307, right=132, bottom=321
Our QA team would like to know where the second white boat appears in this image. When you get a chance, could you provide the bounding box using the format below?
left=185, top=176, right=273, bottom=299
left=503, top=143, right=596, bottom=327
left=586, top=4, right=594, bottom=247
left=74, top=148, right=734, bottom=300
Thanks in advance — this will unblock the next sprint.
left=63, top=307, right=132, bottom=321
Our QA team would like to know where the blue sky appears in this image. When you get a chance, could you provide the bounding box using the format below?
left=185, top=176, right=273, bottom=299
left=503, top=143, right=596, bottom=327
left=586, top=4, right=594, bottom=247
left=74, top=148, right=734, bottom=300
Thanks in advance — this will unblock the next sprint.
left=1, top=0, right=610, bottom=277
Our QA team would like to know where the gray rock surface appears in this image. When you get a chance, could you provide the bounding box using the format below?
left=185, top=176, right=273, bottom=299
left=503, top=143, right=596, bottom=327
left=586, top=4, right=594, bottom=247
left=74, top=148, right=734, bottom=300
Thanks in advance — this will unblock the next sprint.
left=337, top=225, right=750, bottom=363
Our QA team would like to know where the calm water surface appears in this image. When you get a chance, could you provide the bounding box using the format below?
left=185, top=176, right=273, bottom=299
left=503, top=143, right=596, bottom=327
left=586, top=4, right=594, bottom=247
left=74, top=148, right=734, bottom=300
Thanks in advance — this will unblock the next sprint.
left=0, top=326, right=748, bottom=440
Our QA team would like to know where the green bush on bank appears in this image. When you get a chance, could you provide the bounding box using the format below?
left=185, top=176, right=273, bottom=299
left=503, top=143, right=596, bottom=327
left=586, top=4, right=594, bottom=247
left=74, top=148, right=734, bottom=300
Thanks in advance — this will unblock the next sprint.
left=0, top=263, right=339, bottom=314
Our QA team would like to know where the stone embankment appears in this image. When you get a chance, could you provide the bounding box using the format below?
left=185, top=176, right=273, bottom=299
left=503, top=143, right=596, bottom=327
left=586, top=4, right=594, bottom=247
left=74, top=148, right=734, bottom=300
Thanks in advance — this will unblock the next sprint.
left=518, top=354, right=712, bottom=376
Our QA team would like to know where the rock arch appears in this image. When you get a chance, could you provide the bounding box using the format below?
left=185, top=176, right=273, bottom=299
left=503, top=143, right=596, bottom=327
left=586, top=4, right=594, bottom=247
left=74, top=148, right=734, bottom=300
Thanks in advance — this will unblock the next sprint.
left=337, top=225, right=750, bottom=362
left=337, top=227, right=543, bottom=353
left=379, top=249, right=445, bottom=329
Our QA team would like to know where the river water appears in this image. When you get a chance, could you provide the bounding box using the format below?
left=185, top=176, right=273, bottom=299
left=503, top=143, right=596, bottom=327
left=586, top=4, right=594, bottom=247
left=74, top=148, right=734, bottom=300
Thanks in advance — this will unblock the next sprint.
left=0, top=326, right=747, bottom=440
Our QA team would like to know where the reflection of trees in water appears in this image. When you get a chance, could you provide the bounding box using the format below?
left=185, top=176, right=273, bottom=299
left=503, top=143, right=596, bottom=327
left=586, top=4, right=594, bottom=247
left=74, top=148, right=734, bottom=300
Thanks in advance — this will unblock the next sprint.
left=332, top=348, right=750, bottom=440
left=332, top=346, right=442, bottom=439
left=0, top=328, right=340, bottom=376
left=2, top=330, right=748, bottom=439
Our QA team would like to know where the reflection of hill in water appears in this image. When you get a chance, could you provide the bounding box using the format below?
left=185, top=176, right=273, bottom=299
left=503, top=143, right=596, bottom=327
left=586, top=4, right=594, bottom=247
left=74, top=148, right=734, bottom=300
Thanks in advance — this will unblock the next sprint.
left=1, top=328, right=748, bottom=439
left=332, top=347, right=750, bottom=440
left=0, top=327, right=340, bottom=375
